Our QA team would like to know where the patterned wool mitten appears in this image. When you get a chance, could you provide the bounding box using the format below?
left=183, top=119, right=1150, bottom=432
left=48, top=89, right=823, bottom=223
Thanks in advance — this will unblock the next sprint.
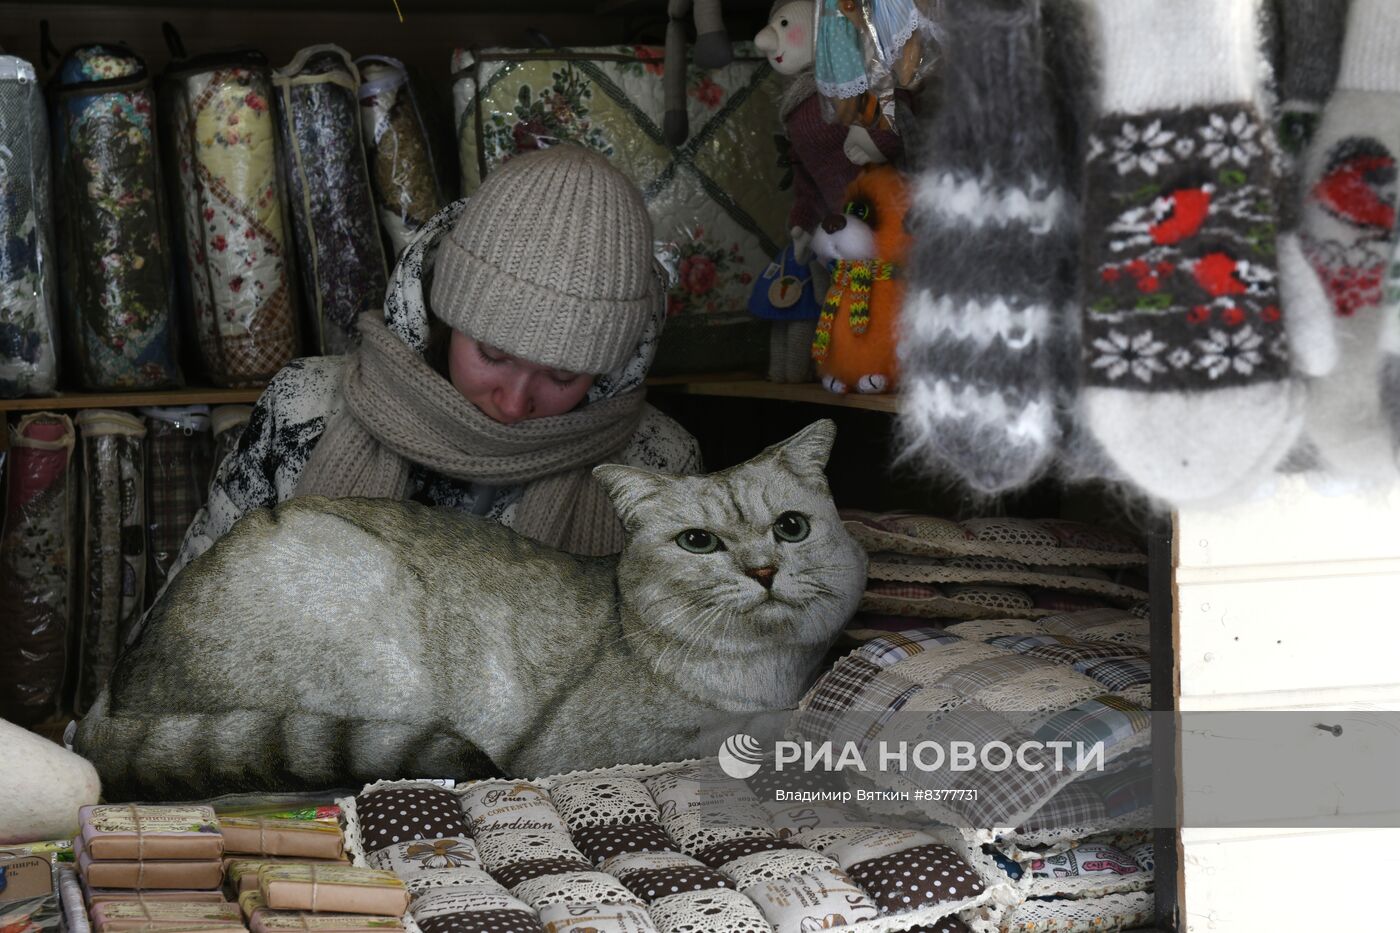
left=897, top=0, right=1083, bottom=494
left=1080, top=0, right=1308, bottom=507
left=1293, top=0, right=1400, bottom=483
left=1378, top=239, right=1400, bottom=461
left=1275, top=0, right=1352, bottom=159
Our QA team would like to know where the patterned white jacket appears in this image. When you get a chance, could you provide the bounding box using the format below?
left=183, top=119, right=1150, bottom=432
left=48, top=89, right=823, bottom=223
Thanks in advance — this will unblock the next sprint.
left=170, top=201, right=702, bottom=580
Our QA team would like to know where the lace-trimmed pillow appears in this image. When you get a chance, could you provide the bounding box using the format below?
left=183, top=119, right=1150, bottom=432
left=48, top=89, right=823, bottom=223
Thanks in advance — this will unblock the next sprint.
left=411, top=888, right=529, bottom=920
left=572, top=821, right=678, bottom=865
left=861, top=580, right=1048, bottom=621
left=846, top=843, right=987, bottom=914
left=742, top=866, right=880, bottom=933
left=472, top=829, right=584, bottom=870
left=415, top=911, right=543, bottom=933
left=867, top=554, right=1147, bottom=605
left=549, top=777, right=658, bottom=830
left=841, top=510, right=1145, bottom=568
left=717, top=848, right=840, bottom=888
left=356, top=785, right=471, bottom=852
left=369, top=837, right=481, bottom=875
left=508, top=870, right=645, bottom=909
left=648, top=889, right=769, bottom=933
left=537, top=902, right=654, bottom=933
left=458, top=781, right=565, bottom=835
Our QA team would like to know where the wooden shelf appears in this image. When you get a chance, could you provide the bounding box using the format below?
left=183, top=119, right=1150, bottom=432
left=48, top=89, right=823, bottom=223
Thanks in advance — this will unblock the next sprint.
left=1, top=376, right=898, bottom=417
left=651, top=377, right=898, bottom=413
left=0, top=386, right=264, bottom=413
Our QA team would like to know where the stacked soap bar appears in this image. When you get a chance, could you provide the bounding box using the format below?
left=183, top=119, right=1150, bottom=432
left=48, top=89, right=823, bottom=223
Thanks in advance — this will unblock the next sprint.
left=76, top=806, right=227, bottom=893
left=219, top=820, right=347, bottom=862
left=236, top=865, right=408, bottom=933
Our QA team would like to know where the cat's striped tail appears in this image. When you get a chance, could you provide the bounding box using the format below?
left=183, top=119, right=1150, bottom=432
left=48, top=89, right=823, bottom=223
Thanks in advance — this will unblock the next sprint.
left=74, top=691, right=499, bottom=800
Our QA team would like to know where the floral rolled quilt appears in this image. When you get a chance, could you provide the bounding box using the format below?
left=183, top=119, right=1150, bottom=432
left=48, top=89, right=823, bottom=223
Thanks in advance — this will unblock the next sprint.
left=274, top=45, right=388, bottom=355
left=50, top=45, right=181, bottom=390
left=163, top=52, right=301, bottom=387
left=0, top=414, right=77, bottom=725
left=0, top=55, right=60, bottom=397
left=75, top=409, right=147, bottom=715
left=357, top=55, right=447, bottom=259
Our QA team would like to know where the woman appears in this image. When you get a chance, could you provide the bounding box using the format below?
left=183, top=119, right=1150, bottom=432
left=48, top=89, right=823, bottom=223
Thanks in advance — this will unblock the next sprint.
left=170, top=146, right=701, bottom=577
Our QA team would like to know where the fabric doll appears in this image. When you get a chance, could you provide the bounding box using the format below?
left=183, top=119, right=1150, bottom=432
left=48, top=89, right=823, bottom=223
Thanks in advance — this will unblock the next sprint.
left=754, top=0, right=902, bottom=382
left=663, top=0, right=732, bottom=145
left=810, top=164, right=911, bottom=394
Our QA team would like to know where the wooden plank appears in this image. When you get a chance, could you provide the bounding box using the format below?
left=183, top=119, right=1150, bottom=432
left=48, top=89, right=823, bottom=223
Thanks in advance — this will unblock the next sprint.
left=0, top=387, right=265, bottom=413
left=1180, top=828, right=1400, bottom=931
left=653, top=378, right=899, bottom=413
left=1176, top=475, right=1400, bottom=569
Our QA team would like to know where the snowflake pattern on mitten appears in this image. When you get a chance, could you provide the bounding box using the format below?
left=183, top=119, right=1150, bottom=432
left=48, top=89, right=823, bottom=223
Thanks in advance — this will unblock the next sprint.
left=1081, top=106, right=1291, bottom=392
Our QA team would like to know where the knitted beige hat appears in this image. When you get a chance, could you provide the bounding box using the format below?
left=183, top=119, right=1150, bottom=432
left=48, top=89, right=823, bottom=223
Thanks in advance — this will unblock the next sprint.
left=430, top=146, right=657, bottom=374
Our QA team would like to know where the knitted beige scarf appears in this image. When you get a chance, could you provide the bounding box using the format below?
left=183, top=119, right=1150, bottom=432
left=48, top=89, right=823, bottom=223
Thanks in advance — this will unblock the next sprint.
left=295, top=314, right=646, bottom=556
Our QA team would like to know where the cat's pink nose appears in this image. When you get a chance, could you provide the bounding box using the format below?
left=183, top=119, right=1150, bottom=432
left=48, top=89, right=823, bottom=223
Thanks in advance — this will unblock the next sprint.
left=745, top=566, right=777, bottom=589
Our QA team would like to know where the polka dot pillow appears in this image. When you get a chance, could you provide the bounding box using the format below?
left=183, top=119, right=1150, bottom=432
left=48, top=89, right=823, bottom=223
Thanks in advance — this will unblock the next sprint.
left=358, top=785, right=471, bottom=851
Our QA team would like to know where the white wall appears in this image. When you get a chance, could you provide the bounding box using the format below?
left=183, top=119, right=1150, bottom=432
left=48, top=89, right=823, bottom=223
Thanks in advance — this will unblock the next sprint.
left=1175, top=476, right=1400, bottom=931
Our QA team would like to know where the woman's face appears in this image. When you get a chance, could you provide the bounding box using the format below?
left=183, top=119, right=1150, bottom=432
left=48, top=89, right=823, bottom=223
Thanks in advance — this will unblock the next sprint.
left=447, top=329, right=593, bottom=424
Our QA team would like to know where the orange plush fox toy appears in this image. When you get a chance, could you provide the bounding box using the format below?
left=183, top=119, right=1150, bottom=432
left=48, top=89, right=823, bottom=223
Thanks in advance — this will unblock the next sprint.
left=810, top=164, right=911, bottom=395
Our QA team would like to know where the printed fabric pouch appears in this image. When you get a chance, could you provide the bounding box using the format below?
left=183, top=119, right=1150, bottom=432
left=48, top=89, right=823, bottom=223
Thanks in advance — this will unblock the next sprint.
left=50, top=44, right=182, bottom=390
left=451, top=43, right=790, bottom=375
left=75, top=409, right=147, bottom=715
left=0, top=413, right=77, bottom=725
left=0, top=54, right=60, bottom=397
left=355, top=55, right=449, bottom=259
left=274, top=44, right=388, bottom=356
left=161, top=49, right=302, bottom=387
left=140, top=405, right=212, bottom=602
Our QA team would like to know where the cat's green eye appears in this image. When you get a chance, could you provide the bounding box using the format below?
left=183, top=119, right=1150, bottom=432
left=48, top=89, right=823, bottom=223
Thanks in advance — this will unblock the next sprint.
left=773, top=512, right=811, bottom=543
left=677, top=529, right=724, bottom=554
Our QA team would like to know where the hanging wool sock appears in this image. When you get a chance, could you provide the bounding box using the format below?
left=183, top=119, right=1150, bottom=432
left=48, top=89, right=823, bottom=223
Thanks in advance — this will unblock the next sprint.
left=1275, top=0, right=1352, bottom=159
left=1291, top=0, right=1400, bottom=484
left=1079, top=0, right=1308, bottom=507
left=897, top=0, right=1084, bottom=495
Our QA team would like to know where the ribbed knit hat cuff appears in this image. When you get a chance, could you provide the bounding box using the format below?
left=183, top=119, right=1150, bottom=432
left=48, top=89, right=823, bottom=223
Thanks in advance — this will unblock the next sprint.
left=1337, top=0, right=1400, bottom=93
left=431, top=234, right=654, bottom=374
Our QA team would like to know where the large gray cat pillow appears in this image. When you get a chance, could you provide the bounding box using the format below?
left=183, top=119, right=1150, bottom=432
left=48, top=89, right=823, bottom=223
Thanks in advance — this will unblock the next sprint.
left=76, top=420, right=867, bottom=799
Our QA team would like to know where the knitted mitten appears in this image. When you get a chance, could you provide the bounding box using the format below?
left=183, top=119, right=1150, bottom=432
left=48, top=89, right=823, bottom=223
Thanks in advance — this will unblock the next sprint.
left=1275, top=0, right=1352, bottom=158
left=1382, top=255, right=1400, bottom=455
left=1292, top=0, right=1400, bottom=483
left=897, top=0, right=1082, bottom=494
left=1079, top=0, right=1307, bottom=506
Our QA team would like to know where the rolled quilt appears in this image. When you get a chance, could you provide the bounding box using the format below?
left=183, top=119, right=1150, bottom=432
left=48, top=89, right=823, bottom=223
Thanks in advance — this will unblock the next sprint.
left=0, top=413, right=77, bottom=725
left=141, top=405, right=212, bottom=603
left=75, top=409, right=147, bottom=715
left=50, top=45, right=181, bottom=390
left=0, top=55, right=60, bottom=397
left=164, top=52, right=301, bottom=387
left=356, top=55, right=446, bottom=258
left=274, top=45, right=388, bottom=355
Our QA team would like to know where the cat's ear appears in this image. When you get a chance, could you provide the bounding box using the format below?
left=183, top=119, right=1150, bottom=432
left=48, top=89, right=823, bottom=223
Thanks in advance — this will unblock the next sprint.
left=593, top=464, right=673, bottom=532
left=765, top=419, right=837, bottom=484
